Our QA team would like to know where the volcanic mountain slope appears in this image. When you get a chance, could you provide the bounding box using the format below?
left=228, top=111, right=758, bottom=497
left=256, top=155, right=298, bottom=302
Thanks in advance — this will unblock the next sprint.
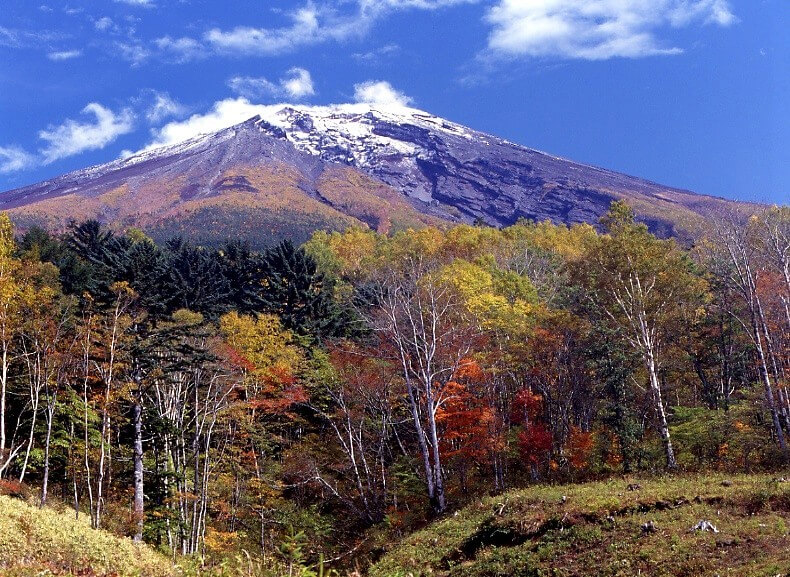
left=1, top=113, right=443, bottom=248
left=0, top=103, right=752, bottom=247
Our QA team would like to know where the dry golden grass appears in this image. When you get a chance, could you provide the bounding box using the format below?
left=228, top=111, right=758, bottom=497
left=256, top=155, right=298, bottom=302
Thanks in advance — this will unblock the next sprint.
left=0, top=495, right=172, bottom=576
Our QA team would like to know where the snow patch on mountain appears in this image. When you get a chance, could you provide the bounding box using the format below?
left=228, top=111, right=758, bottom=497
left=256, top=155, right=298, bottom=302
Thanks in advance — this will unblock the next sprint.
left=0, top=97, right=743, bottom=247
left=251, top=104, right=476, bottom=173
left=113, top=101, right=484, bottom=203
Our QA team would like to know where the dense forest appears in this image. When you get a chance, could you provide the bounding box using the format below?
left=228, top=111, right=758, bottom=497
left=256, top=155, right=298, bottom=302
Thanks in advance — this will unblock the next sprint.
left=0, top=202, right=787, bottom=573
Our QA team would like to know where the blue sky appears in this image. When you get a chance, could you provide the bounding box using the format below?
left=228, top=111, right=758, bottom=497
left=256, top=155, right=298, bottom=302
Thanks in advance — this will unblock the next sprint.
left=0, top=0, right=787, bottom=203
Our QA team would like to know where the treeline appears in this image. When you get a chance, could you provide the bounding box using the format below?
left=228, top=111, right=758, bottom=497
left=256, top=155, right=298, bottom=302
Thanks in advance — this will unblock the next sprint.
left=0, top=202, right=787, bottom=565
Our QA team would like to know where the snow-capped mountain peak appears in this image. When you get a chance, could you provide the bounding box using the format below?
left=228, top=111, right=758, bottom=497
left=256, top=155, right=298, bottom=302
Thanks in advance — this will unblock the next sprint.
left=1, top=102, right=747, bottom=248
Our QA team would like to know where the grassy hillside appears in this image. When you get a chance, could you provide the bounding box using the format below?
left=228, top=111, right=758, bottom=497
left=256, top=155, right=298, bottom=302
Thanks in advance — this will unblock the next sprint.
left=0, top=495, right=172, bottom=577
left=2, top=475, right=789, bottom=577
left=370, top=473, right=790, bottom=577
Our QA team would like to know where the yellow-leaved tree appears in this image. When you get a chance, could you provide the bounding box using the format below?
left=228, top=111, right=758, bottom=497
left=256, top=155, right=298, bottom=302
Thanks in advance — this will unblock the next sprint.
left=0, top=213, right=22, bottom=477
left=219, top=311, right=305, bottom=553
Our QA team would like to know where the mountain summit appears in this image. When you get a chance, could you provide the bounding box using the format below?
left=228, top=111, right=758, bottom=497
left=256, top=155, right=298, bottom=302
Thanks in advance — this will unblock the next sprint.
left=0, top=103, right=748, bottom=247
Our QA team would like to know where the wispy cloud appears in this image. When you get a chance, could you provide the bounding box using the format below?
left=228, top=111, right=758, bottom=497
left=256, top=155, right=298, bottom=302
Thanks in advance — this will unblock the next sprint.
left=94, top=17, right=116, bottom=32
left=204, top=5, right=358, bottom=56
left=155, top=36, right=205, bottom=62
left=202, top=1, right=472, bottom=57
left=0, top=93, right=182, bottom=172
left=227, top=77, right=279, bottom=100
left=146, top=92, right=187, bottom=123
left=47, top=49, right=82, bottom=61
left=484, top=0, right=737, bottom=61
left=148, top=98, right=268, bottom=149
left=353, top=80, right=413, bottom=107
left=358, top=0, right=477, bottom=12
left=114, top=0, right=156, bottom=7
left=0, top=26, right=62, bottom=49
left=0, top=27, right=22, bottom=48
left=353, top=43, right=400, bottom=64
left=668, top=0, right=737, bottom=26
left=116, top=42, right=150, bottom=66
left=228, top=68, right=315, bottom=100
left=39, top=103, right=135, bottom=163
left=0, top=146, right=36, bottom=174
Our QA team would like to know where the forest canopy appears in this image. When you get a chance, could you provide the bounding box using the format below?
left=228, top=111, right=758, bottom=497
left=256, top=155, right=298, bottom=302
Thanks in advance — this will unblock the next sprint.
left=0, top=202, right=788, bottom=569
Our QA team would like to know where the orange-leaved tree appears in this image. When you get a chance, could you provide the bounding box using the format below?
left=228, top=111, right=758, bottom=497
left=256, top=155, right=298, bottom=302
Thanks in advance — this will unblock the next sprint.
left=435, top=358, right=500, bottom=493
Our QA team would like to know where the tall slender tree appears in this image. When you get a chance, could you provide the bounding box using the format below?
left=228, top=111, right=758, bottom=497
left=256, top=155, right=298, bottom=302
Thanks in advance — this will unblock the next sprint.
left=577, top=202, right=708, bottom=468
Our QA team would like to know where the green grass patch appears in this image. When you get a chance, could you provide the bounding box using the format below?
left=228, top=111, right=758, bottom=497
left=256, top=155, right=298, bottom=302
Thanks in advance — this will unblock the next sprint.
left=369, top=473, right=790, bottom=577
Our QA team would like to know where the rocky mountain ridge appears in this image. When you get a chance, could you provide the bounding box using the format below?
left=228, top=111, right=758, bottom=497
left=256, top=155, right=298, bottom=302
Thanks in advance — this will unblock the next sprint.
left=0, top=103, right=751, bottom=246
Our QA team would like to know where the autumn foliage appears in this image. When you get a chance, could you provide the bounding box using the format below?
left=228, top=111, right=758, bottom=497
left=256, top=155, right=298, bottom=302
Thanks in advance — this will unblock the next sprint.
left=0, top=204, right=788, bottom=570
left=436, top=359, right=498, bottom=466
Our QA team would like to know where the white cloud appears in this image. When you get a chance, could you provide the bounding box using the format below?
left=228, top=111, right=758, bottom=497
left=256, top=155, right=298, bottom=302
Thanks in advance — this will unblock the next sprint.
left=281, top=67, right=316, bottom=99
left=204, top=4, right=365, bottom=56
left=0, top=26, right=61, bottom=49
left=358, top=0, right=476, bottom=11
left=155, top=36, right=205, bottom=62
left=147, top=98, right=268, bottom=149
left=353, top=43, right=400, bottom=64
left=39, top=103, right=135, bottom=163
left=0, top=27, right=21, bottom=48
left=115, top=0, right=155, bottom=7
left=228, top=68, right=316, bottom=100
left=707, top=0, right=737, bottom=26
left=95, top=17, right=115, bottom=31
left=0, top=146, right=35, bottom=174
left=47, top=49, right=82, bottom=61
left=144, top=80, right=409, bottom=153
left=227, top=76, right=280, bottom=100
left=669, top=0, right=737, bottom=26
left=353, top=80, right=413, bottom=107
left=355, top=0, right=478, bottom=17
left=152, top=1, right=469, bottom=61
left=203, top=1, right=474, bottom=58
left=116, top=42, right=150, bottom=66
left=146, top=92, right=187, bottom=123
left=485, top=0, right=737, bottom=60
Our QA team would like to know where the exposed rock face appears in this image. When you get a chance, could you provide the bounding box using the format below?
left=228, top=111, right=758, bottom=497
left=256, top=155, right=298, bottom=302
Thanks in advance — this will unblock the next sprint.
left=0, top=103, right=751, bottom=245
left=251, top=107, right=629, bottom=225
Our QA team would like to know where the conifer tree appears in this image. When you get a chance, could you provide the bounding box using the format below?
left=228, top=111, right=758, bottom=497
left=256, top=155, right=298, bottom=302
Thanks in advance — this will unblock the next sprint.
left=260, top=240, right=340, bottom=341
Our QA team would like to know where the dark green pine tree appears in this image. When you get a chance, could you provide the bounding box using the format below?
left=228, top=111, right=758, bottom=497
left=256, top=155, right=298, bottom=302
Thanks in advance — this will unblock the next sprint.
left=260, top=240, right=341, bottom=341
left=61, top=221, right=170, bottom=316
left=64, top=220, right=133, bottom=302
left=160, top=238, right=231, bottom=318
left=220, top=239, right=267, bottom=314
left=17, top=225, right=98, bottom=300
left=123, top=239, right=170, bottom=319
left=17, top=225, right=65, bottom=263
